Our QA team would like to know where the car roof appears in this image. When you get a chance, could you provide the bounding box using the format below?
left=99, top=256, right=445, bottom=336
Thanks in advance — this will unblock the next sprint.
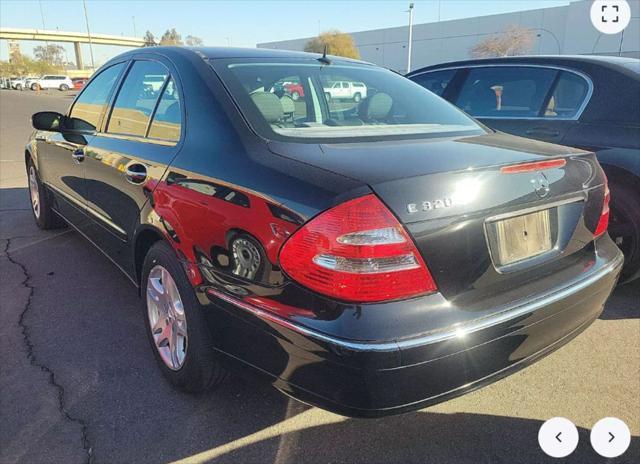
left=407, top=55, right=639, bottom=75
left=109, top=46, right=371, bottom=66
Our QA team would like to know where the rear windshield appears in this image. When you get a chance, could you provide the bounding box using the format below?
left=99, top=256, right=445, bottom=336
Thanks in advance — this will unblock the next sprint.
left=211, top=58, right=483, bottom=143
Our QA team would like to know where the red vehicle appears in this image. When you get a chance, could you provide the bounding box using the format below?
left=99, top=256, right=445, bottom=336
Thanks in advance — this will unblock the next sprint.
left=72, top=78, right=88, bottom=90
left=283, top=82, right=304, bottom=100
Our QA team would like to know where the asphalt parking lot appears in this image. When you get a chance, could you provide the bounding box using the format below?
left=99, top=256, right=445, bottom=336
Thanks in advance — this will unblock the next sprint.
left=0, top=89, right=638, bottom=464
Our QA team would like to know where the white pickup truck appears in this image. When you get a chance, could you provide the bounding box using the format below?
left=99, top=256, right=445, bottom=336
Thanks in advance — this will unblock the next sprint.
left=323, top=81, right=368, bottom=102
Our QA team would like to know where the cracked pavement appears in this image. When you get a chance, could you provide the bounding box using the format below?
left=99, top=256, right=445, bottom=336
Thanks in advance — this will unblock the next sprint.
left=1, top=90, right=639, bottom=464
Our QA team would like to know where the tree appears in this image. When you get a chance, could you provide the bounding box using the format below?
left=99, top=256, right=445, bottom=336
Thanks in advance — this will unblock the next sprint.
left=143, top=30, right=157, bottom=46
left=470, top=25, right=535, bottom=58
left=185, top=35, right=203, bottom=47
left=0, top=57, right=60, bottom=77
left=160, top=28, right=183, bottom=46
left=304, top=30, right=360, bottom=59
left=33, top=44, right=66, bottom=66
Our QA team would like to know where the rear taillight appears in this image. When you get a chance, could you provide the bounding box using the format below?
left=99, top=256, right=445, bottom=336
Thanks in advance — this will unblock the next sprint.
left=594, top=180, right=610, bottom=238
left=279, top=194, right=437, bottom=303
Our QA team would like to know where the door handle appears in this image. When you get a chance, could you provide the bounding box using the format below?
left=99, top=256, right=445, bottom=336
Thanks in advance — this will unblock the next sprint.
left=525, top=128, right=560, bottom=138
left=71, top=148, right=85, bottom=163
left=125, top=163, right=148, bottom=185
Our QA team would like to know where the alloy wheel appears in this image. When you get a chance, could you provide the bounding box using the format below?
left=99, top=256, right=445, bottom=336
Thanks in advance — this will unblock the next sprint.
left=146, top=265, right=188, bottom=370
left=29, top=166, right=40, bottom=219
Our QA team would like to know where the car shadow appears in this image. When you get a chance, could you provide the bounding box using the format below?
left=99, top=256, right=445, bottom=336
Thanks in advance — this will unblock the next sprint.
left=599, top=281, right=639, bottom=320
left=0, top=187, right=30, bottom=210
left=214, top=408, right=639, bottom=464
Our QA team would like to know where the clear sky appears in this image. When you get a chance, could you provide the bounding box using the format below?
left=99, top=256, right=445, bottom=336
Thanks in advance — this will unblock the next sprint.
left=1, top=0, right=571, bottom=66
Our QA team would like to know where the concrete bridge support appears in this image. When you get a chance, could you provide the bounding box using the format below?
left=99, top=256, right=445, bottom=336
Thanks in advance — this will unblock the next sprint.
left=73, top=42, right=83, bottom=70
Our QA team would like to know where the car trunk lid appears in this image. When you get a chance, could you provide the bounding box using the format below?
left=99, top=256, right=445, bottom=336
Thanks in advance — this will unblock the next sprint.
left=268, top=132, right=605, bottom=301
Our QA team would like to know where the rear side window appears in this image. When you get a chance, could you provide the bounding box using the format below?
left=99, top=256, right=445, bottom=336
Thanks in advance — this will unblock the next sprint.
left=456, top=67, right=557, bottom=117
left=148, top=78, right=182, bottom=142
left=410, top=69, right=456, bottom=96
left=69, top=63, right=125, bottom=131
left=544, top=71, right=590, bottom=118
left=108, top=61, right=169, bottom=137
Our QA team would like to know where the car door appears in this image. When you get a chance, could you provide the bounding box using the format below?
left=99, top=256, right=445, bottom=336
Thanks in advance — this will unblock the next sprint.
left=82, top=58, right=183, bottom=275
left=534, top=70, right=592, bottom=144
left=36, top=62, right=126, bottom=229
left=449, top=65, right=591, bottom=143
left=340, top=81, right=351, bottom=99
left=330, top=82, right=342, bottom=98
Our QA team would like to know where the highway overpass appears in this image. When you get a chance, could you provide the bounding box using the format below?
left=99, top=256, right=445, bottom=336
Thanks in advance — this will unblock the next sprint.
left=0, top=27, right=146, bottom=69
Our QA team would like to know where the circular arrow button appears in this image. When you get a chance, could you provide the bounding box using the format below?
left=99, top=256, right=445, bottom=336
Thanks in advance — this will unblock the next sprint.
left=539, top=417, right=579, bottom=458
left=591, top=417, right=631, bottom=458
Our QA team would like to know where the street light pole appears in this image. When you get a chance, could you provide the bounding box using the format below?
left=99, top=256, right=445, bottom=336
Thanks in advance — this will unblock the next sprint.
left=82, top=0, right=95, bottom=70
left=38, top=0, right=50, bottom=55
left=406, top=2, right=414, bottom=73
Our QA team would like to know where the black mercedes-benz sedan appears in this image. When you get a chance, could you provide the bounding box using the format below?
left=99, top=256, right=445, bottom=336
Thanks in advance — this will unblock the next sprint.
left=407, top=55, right=640, bottom=282
left=26, top=47, right=623, bottom=417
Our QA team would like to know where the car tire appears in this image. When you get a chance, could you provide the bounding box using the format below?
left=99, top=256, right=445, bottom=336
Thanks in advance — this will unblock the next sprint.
left=59, top=84, right=69, bottom=91
left=16, top=84, right=22, bottom=91
left=291, top=91, right=300, bottom=101
left=31, top=83, right=39, bottom=91
left=142, top=241, right=227, bottom=392
left=353, top=92, right=361, bottom=103
left=609, top=181, right=640, bottom=280
left=325, top=92, right=332, bottom=101
left=26, top=158, right=66, bottom=230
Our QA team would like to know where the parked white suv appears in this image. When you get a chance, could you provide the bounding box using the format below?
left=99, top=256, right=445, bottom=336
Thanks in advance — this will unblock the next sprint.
left=9, top=77, right=27, bottom=90
left=32, top=75, right=74, bottom=91
left=323, top=81, right=368, bottom=102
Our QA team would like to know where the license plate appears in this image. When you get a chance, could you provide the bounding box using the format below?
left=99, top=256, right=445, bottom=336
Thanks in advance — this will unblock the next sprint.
left=492, top=209, right=552, bottom=266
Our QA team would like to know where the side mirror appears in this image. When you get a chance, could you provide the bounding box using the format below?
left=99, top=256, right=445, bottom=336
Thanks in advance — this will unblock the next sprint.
left=31, top=111, right=64, bottom=132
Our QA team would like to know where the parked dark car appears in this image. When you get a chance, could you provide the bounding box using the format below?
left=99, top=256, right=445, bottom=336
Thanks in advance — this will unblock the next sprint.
left=25, top=47, right=623, bottom=417
left=408, top=56, right=640, bottom=282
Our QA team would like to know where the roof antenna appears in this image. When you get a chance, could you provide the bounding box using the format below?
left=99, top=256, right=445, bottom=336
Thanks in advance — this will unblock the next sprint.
left=317, top=44, right=332, bottom=65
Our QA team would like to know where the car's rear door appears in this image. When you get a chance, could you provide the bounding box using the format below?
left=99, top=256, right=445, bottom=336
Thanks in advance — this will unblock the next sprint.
left=36, top=62, right=126, bottom=229
left=450, top=65, right=592, bottom=145
left=82, top=57, right=183, bottom=276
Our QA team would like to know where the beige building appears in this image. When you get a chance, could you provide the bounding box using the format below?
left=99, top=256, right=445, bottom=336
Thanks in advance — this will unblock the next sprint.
left=259, top=0, right=640, bottom=73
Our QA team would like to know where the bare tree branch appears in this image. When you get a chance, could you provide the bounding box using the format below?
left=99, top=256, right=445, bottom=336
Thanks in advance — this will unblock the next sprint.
left=470, top=25, right=535, bottom=58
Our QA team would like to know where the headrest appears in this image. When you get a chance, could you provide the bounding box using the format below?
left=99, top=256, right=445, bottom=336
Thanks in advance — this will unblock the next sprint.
left=280, top=95, right=295, bottom=114
left=361, top=92, right=393, bottom=121
left=164, top=102, right=180, bottom=123
left=250, top=92, right=283, bottom=123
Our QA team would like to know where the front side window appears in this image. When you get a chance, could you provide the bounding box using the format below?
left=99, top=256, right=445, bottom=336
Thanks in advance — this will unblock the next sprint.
left=148, top=78, right=182, bottom=142
left=456, top=67, right=557, bottom=118
left=211, top=59, right=482, bottom=143
left=544, top=71, right=590, bottom=118
left=108, top=61, right=169, bottom=137
left=69, top=62, right=125, bottom=131
left=410, top=69, right=456, bottom=97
